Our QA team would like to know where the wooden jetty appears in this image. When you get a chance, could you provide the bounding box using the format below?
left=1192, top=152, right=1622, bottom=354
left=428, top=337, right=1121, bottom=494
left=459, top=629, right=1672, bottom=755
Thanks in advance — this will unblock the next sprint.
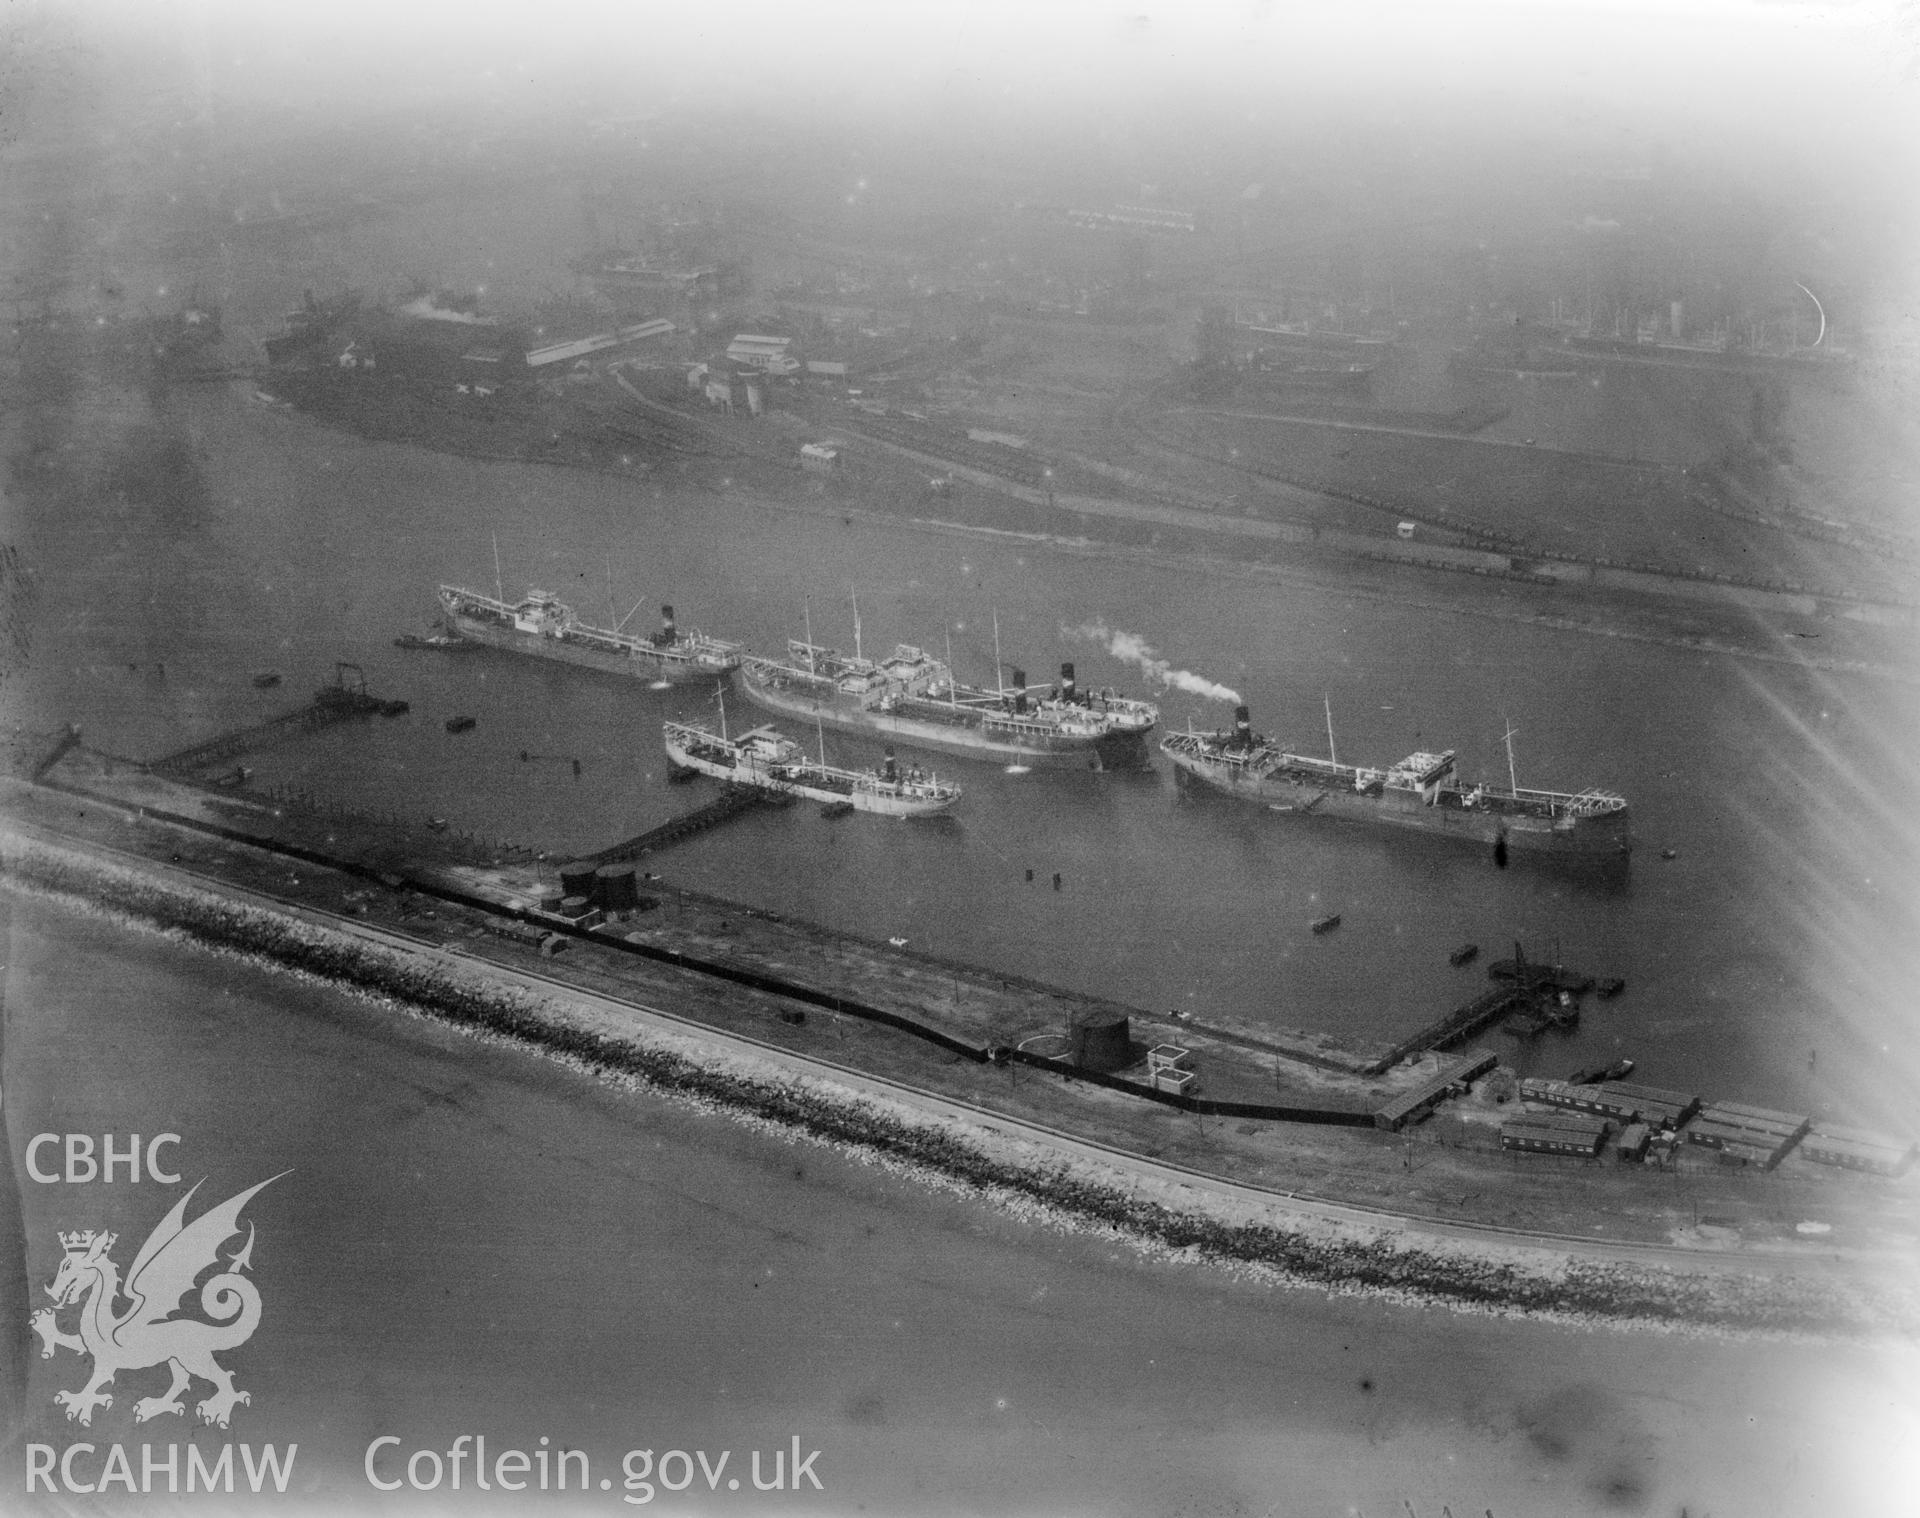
left=578, top=785, right=787, bottom=865
left=149, top=665, right=403, bottom=778
left=1368, top=985, right=1531, bottom=1073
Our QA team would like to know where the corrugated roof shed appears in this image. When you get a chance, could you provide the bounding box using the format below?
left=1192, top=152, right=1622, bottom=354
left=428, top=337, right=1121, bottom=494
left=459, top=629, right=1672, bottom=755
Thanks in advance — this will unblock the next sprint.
left=1375, top=1048, right=1497, bottom=1131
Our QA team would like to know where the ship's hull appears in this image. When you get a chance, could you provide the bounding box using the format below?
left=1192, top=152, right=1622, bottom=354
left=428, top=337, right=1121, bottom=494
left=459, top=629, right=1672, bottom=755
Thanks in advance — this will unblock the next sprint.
left=737, top=665, right=1151, bottom=769
left=1165, top=749, right=1630, bottom=856
left=445, top=611, right=730, bottom=683
left=664, top=732, right=955, bottom=817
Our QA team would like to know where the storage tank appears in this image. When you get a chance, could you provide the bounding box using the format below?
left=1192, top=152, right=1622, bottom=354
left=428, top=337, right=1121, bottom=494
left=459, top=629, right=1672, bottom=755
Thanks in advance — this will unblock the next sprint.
left=559, top=863, right=598, bottom=898
left=594, top=863, right=639, bottom=910
left=1069, top=1009, right=1132, bottom=1072
left=557, top=895, right=594, bottom=920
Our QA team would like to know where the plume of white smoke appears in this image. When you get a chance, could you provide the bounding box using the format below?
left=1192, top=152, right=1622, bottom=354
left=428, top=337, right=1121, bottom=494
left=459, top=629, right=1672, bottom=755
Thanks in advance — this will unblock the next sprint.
left=1064, top=621, right=1241, bottom=704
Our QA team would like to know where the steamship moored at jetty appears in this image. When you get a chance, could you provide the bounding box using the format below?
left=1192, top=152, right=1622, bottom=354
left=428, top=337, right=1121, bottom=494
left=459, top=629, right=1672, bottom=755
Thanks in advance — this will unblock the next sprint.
left=737, top=635, right=1157, bottom=768
left=1163, top=704, right=1630, bottom=856
left=438, top=586, right=743, bottom=682
left=664, top=718, right=960, bottom=817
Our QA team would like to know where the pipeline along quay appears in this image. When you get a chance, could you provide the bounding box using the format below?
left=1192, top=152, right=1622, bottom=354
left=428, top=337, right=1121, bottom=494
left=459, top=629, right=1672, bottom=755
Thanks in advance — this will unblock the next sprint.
left=4, top=706, right=1917, bottom=1338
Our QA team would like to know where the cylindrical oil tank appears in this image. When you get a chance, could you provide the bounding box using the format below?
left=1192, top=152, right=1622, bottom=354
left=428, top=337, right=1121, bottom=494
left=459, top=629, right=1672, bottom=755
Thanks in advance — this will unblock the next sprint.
left=557, top=895, right=594, bottom=920
left=536, top=890, right=565, bottom=915
left=594, top=863, right=639, bottom=910
left=1069, top=1009, right=1131, bottom=1072
left=559, top=863, right=598, bottom=898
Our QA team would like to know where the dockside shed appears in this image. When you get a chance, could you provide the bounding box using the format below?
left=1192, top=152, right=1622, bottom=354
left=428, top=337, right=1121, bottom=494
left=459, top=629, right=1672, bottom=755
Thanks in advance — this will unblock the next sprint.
left=1799, top=1128, right=1917, bottom=1178
left=1500, top=1114, right=1608, bottom=1157
left=1375, top=1048, right=1498, bottom=1131
left=1698, top=1100, right=1811, bottom=1145
left=1595, top=1082, right=1702, bottom=1125
left=1613, top=1122, right=1651, bottom=1160
left=1518, top=1078, right=1639, bottom=1123
left=1684, top=1118, right=1798, bottom=1169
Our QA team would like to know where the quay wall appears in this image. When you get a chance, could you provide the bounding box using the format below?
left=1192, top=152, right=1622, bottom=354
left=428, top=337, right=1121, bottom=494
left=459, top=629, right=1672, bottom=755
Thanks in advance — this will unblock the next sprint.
left=4, top=823, right=1911, bottom=1335
left=29, top=768, right=1379, bottom=1126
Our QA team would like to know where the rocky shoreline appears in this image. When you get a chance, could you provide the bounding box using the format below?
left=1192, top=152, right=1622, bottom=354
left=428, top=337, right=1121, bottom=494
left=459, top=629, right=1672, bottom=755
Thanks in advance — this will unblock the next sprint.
left=5, top=828, right=1913, bottom=1339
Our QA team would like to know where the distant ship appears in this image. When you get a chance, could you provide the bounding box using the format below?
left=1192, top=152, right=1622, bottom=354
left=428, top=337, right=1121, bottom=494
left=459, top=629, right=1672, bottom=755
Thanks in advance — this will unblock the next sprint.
left=1162, top=703, right=1629, bottom=857
left=262, top=289, right=360, bottom=364
left=737, top=629, right=1157, bottom=769
left=438, top=586, right=742, bottom=682
left=664, top=717, right=959, bottom=817
left=1248, top=354, right=1376, bottom=391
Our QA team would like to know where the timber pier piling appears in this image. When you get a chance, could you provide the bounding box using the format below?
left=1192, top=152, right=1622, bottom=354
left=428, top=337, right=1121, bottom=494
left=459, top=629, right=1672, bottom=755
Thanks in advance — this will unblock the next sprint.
left=578, top=784, right=789, bottom=865
left=148, top=665, right=405, bottom=779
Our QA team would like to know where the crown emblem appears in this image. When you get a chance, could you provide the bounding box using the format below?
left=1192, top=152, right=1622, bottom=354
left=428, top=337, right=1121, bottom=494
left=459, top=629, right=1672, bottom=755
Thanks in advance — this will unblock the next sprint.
left=59, top=1230, right=113, bottom=1255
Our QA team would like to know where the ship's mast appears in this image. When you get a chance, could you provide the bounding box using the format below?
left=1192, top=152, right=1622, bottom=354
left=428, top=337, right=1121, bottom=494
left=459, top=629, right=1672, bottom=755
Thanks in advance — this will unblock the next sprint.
left=815, top=709, right=826, bottom=766
left=492, top=532, right=504, bottom=605
left=1504, top=717, right=1520, bottom=793
left=992, top=609, right=1004, bottom=698
left=945, top=630, right=957, bottom=708
left=1324, top=694, right=1338, bottom=766
left=718, top=686, right=729, bottom=743
left=851, top=585, right=863, bottom=663
left=803, top=597, right=815, bottom=673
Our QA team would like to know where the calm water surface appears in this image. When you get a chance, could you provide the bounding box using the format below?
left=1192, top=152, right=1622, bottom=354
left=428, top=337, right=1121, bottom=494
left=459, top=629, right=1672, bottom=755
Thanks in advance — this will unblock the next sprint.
left=16, top=385, right=1917, bottom=1125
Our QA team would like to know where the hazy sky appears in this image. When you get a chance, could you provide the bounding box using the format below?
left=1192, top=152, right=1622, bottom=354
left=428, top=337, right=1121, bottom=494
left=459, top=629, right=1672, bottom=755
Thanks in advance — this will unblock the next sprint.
left=87, top=0, right=1920, bottom=131
left=23, top=0, right=1917, bottom=304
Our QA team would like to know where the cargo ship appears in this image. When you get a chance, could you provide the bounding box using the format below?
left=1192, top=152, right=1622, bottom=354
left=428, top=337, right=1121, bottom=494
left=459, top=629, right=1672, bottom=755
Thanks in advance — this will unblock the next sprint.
left=663, top=718, right=959, bottom=817
left=438, top=586, right=742, bottom=682
left=736, top=634, right=1157, bottom=769
left=1162, top=703, right=1629, bottom=857
left=262, top=289, right=360, bottom=365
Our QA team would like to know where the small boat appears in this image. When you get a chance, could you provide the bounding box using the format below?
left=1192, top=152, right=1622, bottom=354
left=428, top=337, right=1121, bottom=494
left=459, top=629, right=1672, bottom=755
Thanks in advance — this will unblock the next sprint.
left=1596, top=977, right=1626, bottom=1000
left=425, top=817, right=450, bottom=832
left=1311, top=913, right=1342, bottom=935
left=1449, top=942, right=1479, bottom=967
left=394, top=632, right=471, bottom=651
left=445, top=715, right=477, bottom=734
left=1568, top=1057, right=1635, bottom=1085
left=251, top=672, right=282, bottom=689
left=887, top=936, right=909, bottom=948
left=1659, top=848, right=1678, bottom=861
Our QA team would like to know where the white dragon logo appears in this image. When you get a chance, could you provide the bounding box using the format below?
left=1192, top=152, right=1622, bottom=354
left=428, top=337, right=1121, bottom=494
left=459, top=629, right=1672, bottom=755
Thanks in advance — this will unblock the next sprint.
left=30, top=1173, right=286, bottom=1429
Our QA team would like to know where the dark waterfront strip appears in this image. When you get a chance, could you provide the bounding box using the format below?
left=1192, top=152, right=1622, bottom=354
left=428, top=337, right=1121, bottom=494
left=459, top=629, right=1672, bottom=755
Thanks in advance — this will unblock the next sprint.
left=32, top=766, right=1387, bottom=1116
left=2, top=830, right=1908, bottom=1338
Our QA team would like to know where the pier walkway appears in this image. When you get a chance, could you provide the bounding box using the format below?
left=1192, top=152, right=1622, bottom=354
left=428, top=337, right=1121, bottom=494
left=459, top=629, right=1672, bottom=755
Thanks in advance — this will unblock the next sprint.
left=148, top=679, right=402, bottom=778
left=1371, top=985, right=1530, bottom=1072
left=576, top=784, right=786, bottom=864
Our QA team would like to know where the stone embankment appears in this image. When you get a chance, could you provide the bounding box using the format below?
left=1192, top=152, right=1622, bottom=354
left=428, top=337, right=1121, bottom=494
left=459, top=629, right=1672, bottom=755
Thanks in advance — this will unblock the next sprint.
left=5, top=825, right=1914, bottom=1340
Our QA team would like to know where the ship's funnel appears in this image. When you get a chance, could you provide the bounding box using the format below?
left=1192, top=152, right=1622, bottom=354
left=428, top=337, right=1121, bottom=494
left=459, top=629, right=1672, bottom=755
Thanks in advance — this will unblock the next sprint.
left=1060, top=662, right=1078, bottom=704
left=1011, top=668, right=1027, bottom=714
left=661, top=605, right=677, bottom=638
left=882, top=746, right=898, bottom=782
left=1234, top=704, right=1252, bottom=750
